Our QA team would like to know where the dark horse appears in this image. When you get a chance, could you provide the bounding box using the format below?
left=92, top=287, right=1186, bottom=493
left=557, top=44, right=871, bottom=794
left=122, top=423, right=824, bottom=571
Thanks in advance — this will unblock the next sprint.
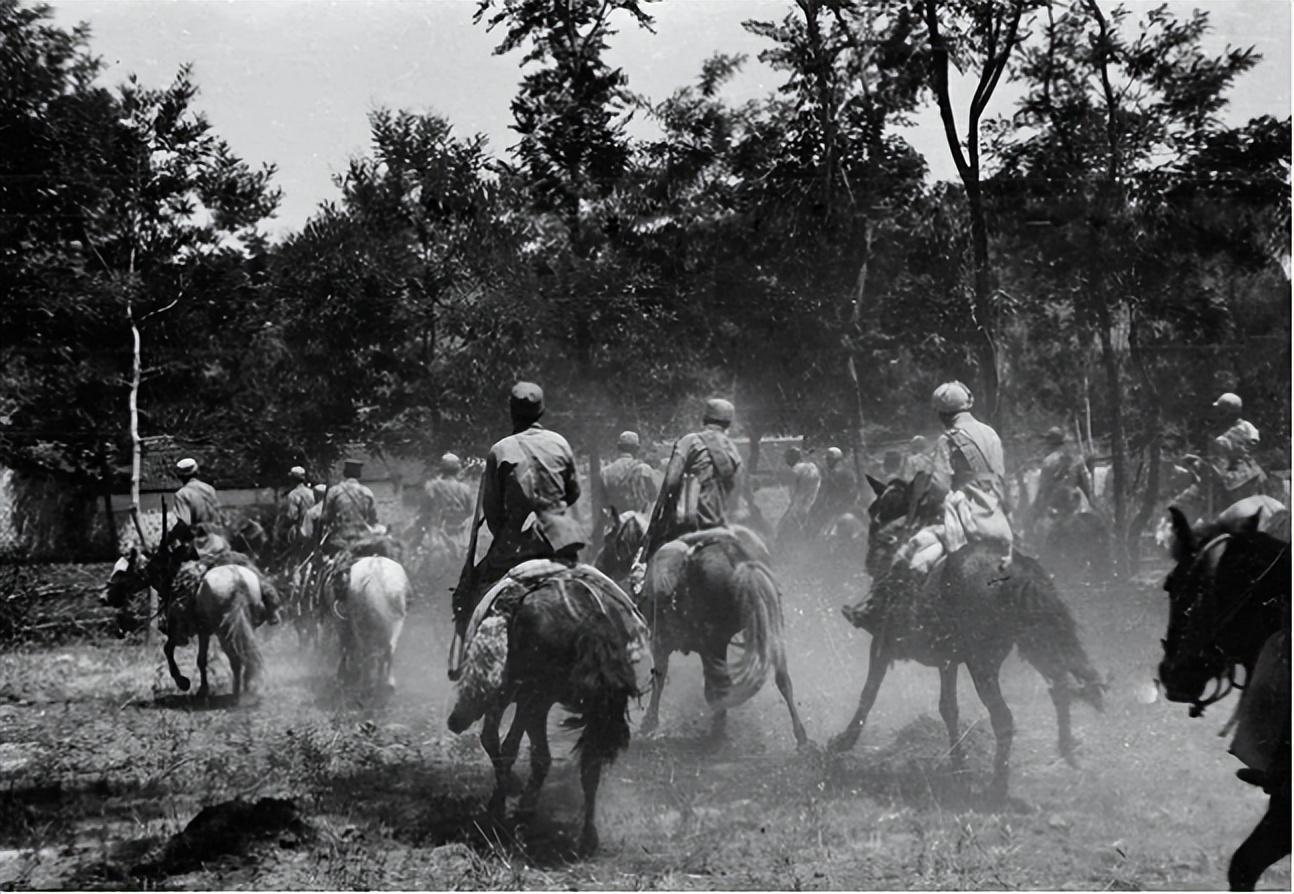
left=830, top=477, right=1104, bottom=802
left=1159, top=506, right=1290, bottom=890
left=592, top=508, right=649, bottom=588
left=639, top=527, right=808, bottom=746
left=447, top=565, right=645, bottom=856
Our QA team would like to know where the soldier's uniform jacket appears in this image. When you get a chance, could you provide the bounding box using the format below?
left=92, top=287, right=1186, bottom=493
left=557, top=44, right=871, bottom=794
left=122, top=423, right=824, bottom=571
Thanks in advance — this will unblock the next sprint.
left=785, top=460, right=822, bottom=521
left=601, top=453, right=659, bottom=515
left=482, top=423, right=582, bottom=563
left=423, top=475, right=475, bottom=529
left=279, top=483, right=314, bottom=538
left=301, top=501, right=324, bottom=542
left=322, top=478, right=378, bottom=542
left=933, top=411, right=1007, bottom=506
left=173, top=479, right=224, bottom=534
left=900, top=449, right=936, bottom=484
left=1213, top=419, right=1264, bottom=491
left=648, top=427, right=742, bottom=555
left=810, top=463, right=859, bottom=525
left=1035, top=447, right=1091, bottom=513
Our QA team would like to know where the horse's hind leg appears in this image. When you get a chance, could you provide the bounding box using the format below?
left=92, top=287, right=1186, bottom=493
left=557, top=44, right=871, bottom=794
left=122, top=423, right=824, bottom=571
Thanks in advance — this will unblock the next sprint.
left=486, top=705, right=527, bottom=817
left=1228, top=789, right=1291, bottom=891
left=578, top=730, right=606, bottom=856
left=640, top=640, right=670, bottom=736
left=967, top=658, right=1014, bottom=804
left=772, top=652, right=808, bottom=747
left=829, top=637, right=891, bottom=753
left=700, top=644, right=732, bottom=741
left=517, top=700, right=552, bottom=820
left=196, top=633, right=211, bottom=698
left=1049, top=684, right=1078, bottom=767
left=939, top=662, right=965, bottom=772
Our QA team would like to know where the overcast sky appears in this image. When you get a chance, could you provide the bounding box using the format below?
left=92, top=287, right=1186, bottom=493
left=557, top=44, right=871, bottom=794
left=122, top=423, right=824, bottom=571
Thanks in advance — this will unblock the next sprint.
left=51, top=0, right=1292, bottom=236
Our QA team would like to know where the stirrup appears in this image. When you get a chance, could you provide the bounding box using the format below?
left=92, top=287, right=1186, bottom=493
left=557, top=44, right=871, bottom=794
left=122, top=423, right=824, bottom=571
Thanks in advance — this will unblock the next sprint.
left=447, top=629, right=465, bottom=682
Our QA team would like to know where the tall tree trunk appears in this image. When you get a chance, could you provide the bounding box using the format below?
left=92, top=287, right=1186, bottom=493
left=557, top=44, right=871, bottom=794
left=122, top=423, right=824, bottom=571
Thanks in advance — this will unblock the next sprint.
left=1095, top=300, right=1128, bottom=575
left=848, top=225, right=875, bottom=502
left=968, top=183, right=1000, bottom=425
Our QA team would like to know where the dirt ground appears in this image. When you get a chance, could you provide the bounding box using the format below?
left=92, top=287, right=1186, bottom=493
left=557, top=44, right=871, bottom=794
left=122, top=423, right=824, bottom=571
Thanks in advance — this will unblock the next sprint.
left=0, top=556, right=1288, bottom=891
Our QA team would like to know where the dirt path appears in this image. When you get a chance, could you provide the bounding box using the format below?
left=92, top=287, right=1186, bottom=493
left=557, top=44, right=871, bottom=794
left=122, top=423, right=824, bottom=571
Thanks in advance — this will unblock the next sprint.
left=0, top=568, right=1288, bottom=890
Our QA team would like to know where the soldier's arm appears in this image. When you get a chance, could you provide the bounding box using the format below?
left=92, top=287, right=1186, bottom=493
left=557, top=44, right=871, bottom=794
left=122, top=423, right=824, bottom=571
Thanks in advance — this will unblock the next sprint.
left=563, top=448, right=581, bottom=507
left=482, top=451, right=504, bottom=534
left=365, top=489, right=379, bottom=525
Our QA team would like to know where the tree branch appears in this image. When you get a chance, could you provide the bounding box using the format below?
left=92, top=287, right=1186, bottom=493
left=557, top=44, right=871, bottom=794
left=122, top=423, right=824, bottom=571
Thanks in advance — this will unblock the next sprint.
left=923, top=0, right=973, bottom=185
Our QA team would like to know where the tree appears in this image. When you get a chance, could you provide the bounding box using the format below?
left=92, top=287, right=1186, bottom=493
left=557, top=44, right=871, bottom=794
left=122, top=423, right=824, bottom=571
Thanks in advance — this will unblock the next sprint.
left=920, top=0, right=1035, bottom=426
left=1, top=2, right=278, bottom=546
left=990, top=0, right=1267, bottom=568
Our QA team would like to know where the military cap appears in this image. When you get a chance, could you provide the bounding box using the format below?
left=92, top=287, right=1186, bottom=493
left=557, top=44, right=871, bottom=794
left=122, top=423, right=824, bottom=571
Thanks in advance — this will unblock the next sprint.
left=703, top=398, right=735, bottom=426
left=510, top=381, right=545, bottom=422
left=343, top=459, right=364, bottom=478
left=931, top=381, right=974, bottom=414
left=1212, top=392, right=1242, bottom=412
left=289, top=465, right=306, bottom=479
left=175, top=457, right=198, bottom=475
left=617, top=431, right=640, bottom=450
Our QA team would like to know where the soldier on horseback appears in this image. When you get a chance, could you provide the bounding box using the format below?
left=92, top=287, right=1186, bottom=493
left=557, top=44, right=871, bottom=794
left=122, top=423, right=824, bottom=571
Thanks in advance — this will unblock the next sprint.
left=321, top=459, right=379, bottom=556
left=451, top=381, right=585, bottom=638
left=171, top=458, right=226, bottom=544
left=777, top=446, right=821, bottom=549
left=1209, top=392, right=1267, bottom=500
left=600, top=431, right=659, bottom=515
left=1029, top=427, right=1094, bottom=545
left=642, top=398, right=742, bottom=559
left=413, top=453, right=474, bottom=544
left=808, top=445, right=859, bottom=535
left=276, top=465, right=314, bottom=564
left=882, top=381, right=1012, bottom=581
left=169, top=458, right=282, bottom=625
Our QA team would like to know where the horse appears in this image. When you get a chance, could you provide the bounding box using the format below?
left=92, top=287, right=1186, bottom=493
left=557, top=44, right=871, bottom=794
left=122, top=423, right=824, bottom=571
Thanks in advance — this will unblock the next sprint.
left=639, top=527, right=808, bottom=746
left=105, top=542, right=270, bottom=700
left=832, top=476, right=1104, bottom=802
left=447, top=564, right=646, bottom=855
left=1158, top=506, right=1290, bottom=890
left=335, top=556, right=409, bottom=694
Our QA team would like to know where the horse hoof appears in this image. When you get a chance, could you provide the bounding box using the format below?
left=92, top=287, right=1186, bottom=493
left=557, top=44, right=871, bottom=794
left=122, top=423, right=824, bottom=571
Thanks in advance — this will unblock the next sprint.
left=176, top=677, right=191, bottom=692
left=578, top=826, right=599, bottom=857
left=827, top=732, right=857, bottom=754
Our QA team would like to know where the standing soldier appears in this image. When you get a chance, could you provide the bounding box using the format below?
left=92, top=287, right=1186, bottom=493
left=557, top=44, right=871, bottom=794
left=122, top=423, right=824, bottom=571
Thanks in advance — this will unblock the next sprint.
left=777, top=446, right=821, bottom=548
left=452, top=382, right=584, bottom=638
left=642, top=398, right=743, bottom=559
left=601, top=430, right=659, bottom=515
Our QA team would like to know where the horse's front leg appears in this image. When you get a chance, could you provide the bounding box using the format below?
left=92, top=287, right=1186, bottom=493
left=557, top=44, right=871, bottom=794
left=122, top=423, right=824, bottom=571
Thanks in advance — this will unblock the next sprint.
left=938, top=662, right=964, bottom=771
left=196, top=633, right=211, bottom=698
left=639, top=639, right=670, bottom=736
left=1228, top=788, right=1291, bottom=891
left=967, top=658, right=1014, bottom=804
left=1049, top=682, right=1078, bottom=767
left=164, top=637, right=190, bottom=692
left=829, top=635, right=891, bottom=753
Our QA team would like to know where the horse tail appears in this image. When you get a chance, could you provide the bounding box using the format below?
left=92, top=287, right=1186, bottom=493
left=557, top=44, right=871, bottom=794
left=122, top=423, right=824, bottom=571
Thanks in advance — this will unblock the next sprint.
left=1010, top=556, right=1104, bottom=711
left=720, top=560, right=784, bottom=710
left=565, top=603, right=637, bottom=765
left=217, top=579, right=263, bottom=686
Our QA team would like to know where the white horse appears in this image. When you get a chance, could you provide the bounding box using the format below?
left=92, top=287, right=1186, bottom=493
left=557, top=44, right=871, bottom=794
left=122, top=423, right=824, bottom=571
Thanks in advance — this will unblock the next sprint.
left=337, top=556, right=410, bottom=694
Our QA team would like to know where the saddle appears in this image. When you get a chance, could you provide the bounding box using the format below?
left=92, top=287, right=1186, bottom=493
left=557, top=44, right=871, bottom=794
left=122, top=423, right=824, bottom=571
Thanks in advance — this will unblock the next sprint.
left=462, top=560, right=645, bottom=648
left=675, top=525, right=771, bottom=565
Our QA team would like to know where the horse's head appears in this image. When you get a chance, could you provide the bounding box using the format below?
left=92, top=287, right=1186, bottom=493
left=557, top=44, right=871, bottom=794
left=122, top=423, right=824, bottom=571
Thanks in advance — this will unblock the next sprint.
left=1156, top=505, right=1288, bottom=714
left=102, top=548, right=153, bottom=608
left=865, top=476, right=919, bottom=577
left=594, top=508, right=647, bottom=581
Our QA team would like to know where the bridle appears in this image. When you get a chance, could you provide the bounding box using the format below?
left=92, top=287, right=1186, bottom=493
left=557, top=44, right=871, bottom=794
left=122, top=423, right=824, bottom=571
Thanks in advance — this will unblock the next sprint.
left=1169, top=534, right=1287, bottom=718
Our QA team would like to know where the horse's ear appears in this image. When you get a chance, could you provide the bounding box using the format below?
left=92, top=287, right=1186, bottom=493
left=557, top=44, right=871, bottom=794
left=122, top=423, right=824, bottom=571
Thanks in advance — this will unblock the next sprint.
left=865, top=474, right=886, bottom=496
left=1166, top=506, right=1194, bottom=564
